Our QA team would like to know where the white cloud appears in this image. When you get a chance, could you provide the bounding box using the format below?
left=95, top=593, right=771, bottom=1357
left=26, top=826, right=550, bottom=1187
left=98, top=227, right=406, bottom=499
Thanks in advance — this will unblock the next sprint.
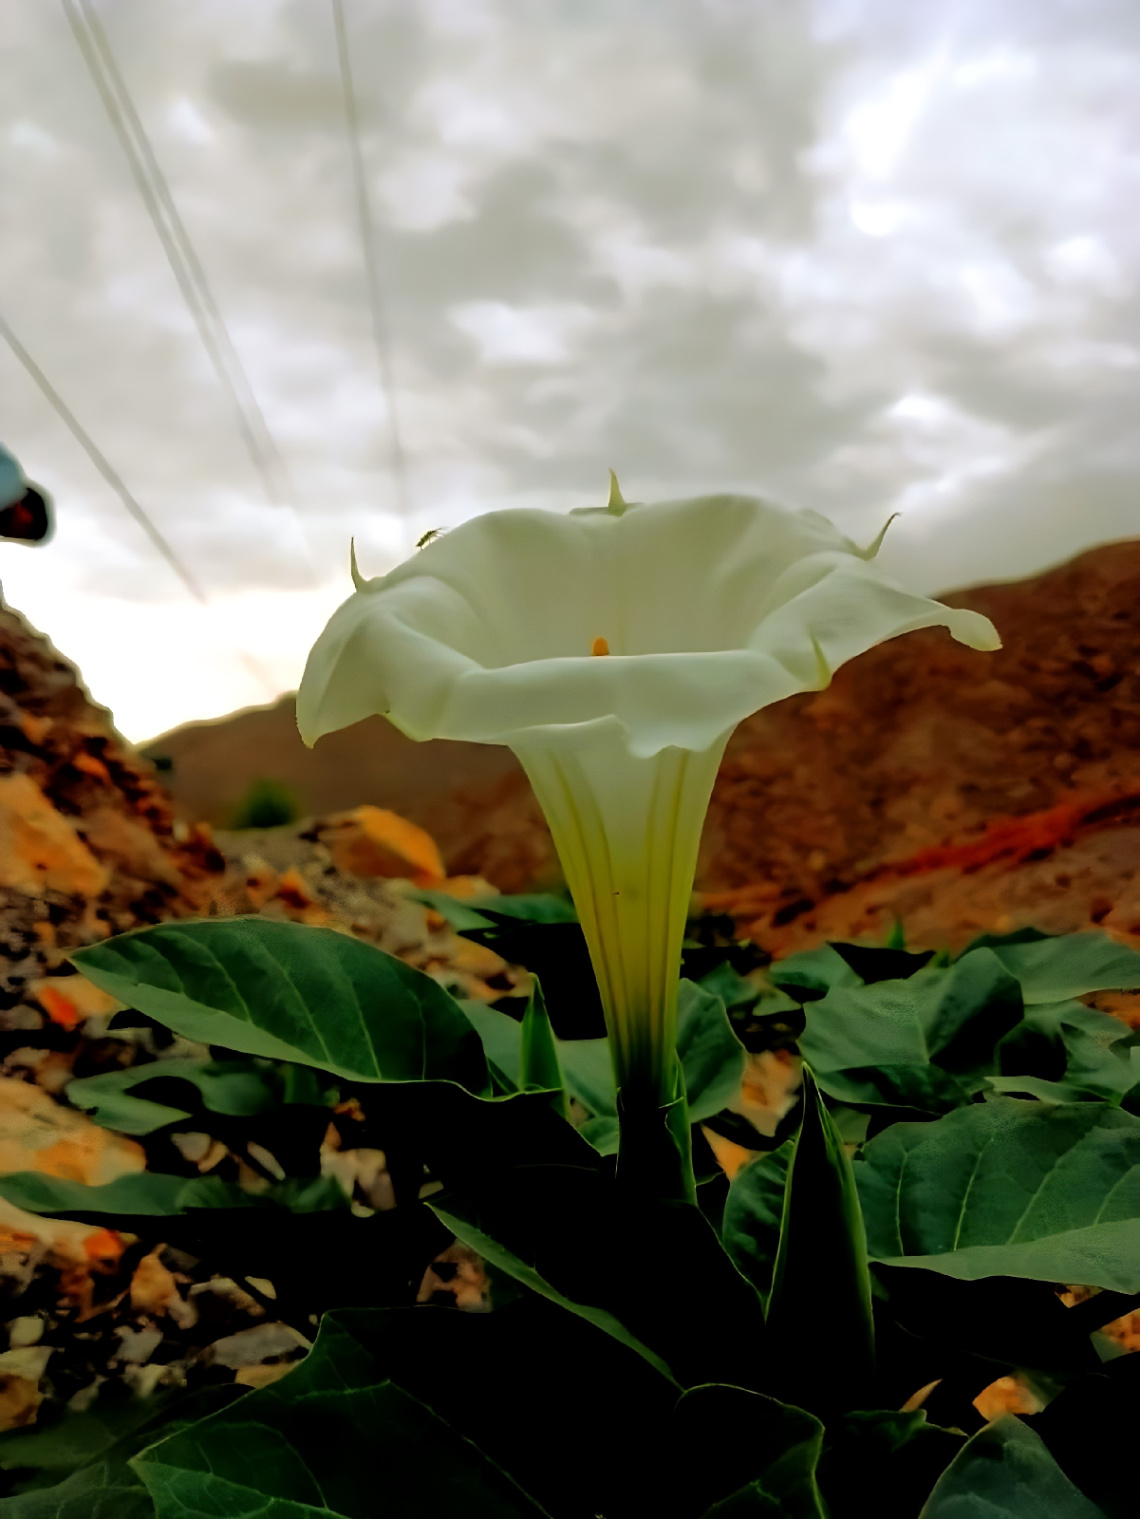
left=1, top=0, right=1139, bottom=740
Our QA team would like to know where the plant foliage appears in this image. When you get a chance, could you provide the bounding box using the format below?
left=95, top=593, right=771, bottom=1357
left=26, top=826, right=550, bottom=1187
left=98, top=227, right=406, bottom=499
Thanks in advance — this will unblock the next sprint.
left=1, top=909, right=1138, bottom=1515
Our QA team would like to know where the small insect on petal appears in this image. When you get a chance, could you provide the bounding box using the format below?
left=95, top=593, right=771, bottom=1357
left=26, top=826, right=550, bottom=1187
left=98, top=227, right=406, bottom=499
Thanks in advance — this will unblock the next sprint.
left=591, top=636, right=610, bottom=656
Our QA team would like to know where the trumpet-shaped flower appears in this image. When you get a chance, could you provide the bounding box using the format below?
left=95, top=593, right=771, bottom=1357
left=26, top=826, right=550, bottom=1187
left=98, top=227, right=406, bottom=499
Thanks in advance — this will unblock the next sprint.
left=297, top=490, right=999, bottom=1112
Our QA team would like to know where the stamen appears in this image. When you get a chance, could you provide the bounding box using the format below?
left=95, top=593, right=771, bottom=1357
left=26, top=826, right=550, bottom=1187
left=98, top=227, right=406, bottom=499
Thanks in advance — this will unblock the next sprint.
left=591, top=636, right=610, bottom=656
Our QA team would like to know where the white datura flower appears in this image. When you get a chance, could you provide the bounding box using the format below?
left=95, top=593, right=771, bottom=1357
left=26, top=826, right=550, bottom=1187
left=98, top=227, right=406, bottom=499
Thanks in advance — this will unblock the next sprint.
left=297, top=486, right=999, bottom=1108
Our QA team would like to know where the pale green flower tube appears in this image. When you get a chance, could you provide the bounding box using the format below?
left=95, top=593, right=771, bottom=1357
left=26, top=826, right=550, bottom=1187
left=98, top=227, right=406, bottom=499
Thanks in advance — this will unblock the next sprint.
left=297, top=487, right=1000, bottom=1118
left=514, top=728, right=728, bottom=1105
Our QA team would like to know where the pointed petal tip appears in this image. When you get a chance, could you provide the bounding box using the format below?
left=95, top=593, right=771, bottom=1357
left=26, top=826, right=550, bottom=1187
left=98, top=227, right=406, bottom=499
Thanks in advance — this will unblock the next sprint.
left=349, top=538, right=365, bottom=591
left=854, top=512, right=901, bottom=560
left=606, top=469, right=626, bottom=514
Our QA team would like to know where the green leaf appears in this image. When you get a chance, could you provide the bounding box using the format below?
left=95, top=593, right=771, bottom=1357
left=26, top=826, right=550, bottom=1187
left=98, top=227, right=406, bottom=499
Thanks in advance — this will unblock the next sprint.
left=677, top=980, right=747, bottom=1123
left=467, top=893, right=578, bottom=924
left=133, top=1316, right=549, bottom=1518
left=721, top=1138, right=794, bottom=1302
left=698, top=960, right=767, bottom=1014
left=678, top=1386, right=826, bottom=1518
left=458, top=1001, right=523, bottom=1092
left=918, top=1415, right=1104, bottom=1517
left=818, top=1410, right=963, bottom=1519
left=0, top=1460, right=152, bottom=1517
left=0, top=1170, right=348, bottom=1219
left=764, top=1068, right=875, bottom=1414
left=519, top=979, right=564, bottom=1112
left=982, top=930, right=1140, bottom=1005
left=0, top=1386, right=243, bottom=1517
left=406, top=889, right=499, bottom=931
left=71, top=918, right=490, bottom=1094
left=557, top=1037, right=615, bottom=1117
left=429, top=1197, right=675, bottom=1384
left=65, top=1059, right=288, bottom=1135
left=857, top=1096, right=1140, bottom=1291
left=537, top=978, right=743, bottom=1133
left=995, top=1000, right=1135, bottom=1102
left=771, top=945, right=862, bottom=999
left=330, top=1302, right=679, bottom=1519
left=578, top=1114, right=619, bottom=1153
left=799, top=949, right=1023, bottom=1112
left=431, top=1159, right=767, bottom=1391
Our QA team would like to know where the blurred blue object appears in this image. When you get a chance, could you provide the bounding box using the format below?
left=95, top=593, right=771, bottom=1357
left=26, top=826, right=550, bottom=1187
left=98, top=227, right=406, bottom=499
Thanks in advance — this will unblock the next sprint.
left=0, top=445, right=53, bottom=544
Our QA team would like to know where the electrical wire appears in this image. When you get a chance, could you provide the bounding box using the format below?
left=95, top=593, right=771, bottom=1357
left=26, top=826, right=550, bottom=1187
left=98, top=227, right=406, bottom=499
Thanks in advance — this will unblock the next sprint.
left=62, top=0, right=292, bottom=508
left=0, top=313, right=278, bottom=699
left=331, top=0, right=411, bottom=515
left=0, top=314, right=205, bottom=603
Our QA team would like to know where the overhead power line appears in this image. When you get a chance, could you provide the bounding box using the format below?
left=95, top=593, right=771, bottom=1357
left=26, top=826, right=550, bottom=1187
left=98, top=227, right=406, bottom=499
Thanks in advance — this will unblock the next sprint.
left=0, top=313, right=206, bottom=603
left=0, top=314, right=278, bottom=700
left=62, top=0, right=292, bottom=507
left=331, top=0, right=411, bottom=515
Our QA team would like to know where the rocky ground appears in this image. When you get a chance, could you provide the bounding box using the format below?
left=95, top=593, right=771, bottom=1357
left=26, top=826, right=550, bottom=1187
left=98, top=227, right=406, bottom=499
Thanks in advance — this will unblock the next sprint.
left=0, top=600, right=523, bottom=1434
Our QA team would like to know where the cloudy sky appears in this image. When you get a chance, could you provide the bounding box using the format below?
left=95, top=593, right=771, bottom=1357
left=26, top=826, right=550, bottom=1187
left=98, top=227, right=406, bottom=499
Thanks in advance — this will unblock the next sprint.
left=2, top=0, right=1138, bottom=741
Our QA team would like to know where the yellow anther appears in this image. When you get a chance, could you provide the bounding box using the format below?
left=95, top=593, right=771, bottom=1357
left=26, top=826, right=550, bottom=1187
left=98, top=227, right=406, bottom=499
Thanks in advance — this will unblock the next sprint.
left=591, top=636, right=610, bottom=656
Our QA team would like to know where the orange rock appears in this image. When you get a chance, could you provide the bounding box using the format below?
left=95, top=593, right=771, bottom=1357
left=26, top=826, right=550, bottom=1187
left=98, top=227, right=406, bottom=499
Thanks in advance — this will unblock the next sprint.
left=701, top=1127, right=754, bottom=1181
left=0, top=1076, right=144, bottom=1185
left=83, top=1228, right=124, bottom=1265
left=17, top=712, right=51, bottom=747
left=0, top=773, right=108, bottom=897
left=272, top=866, right=329, bottom=925
left=130, top=1247, right=180, bottom=1314
left=78, top=806, right=183, bottom=888
left=0, top=1370, right=43, bottom=1431
left=71, top=751, right=112, bottom=784
left=35, top=985, right=80, bottom=1030
left=447, top=937, right=509, bottom=980
left=324, top=806, right=445, bottom=886
left=30, top=974, right=120, bottom=1024
left=973, top=1374, right=1045, bottom=1420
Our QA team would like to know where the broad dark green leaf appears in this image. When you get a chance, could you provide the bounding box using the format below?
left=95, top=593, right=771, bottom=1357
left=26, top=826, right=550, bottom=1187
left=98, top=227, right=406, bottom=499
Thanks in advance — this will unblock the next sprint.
left=818, top=1410, right=963, bottom=1519
left=0, top=1461, right=150, bottom=1518
left=770, top=945, right=862, bottom=999
left=1029, top=1356, right=1140, bottom=1519
left=133, top=1317, right=548, bottom=1518
left=993, top=1000, right=1135, bottom=1103
left=465, top=979, right=744, bottom=1145
left=677, top=980, right=747, bottom=1123
left=432, top=1155, right=766, bottom=1390
left=557, top=1037, right=614, bottom=1117
left=679, top=1386, right=826, bottom=1518
left=72, top=918, right=490, bottom=1094
left=332, top=1303, right=678, bottom=1519
left=0, top=1386, right=243, bottom=1517
left=65, top=1058, right=302, bottom=1135
left=857, top=1096, right=1140, bottom=1291
left=721, top=1138, right=794, bottom=1301
left=799, top=949, right=1023, bottom=1112
left=0, top=1170, right=347, bottom=1218
left=698, top=960, right=768, bottom=1014
left=457, top=1001, right=524, bottom=1091
left=982, top=930, right=1140, bottom=1005
left=468, top=893, right=578, bottom=924
left=429, top=1189, right=676, bottom=1383
left=918, top=1415, right=1104, bottom=1517
left=764, top=1068, right=875, bottom=1413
